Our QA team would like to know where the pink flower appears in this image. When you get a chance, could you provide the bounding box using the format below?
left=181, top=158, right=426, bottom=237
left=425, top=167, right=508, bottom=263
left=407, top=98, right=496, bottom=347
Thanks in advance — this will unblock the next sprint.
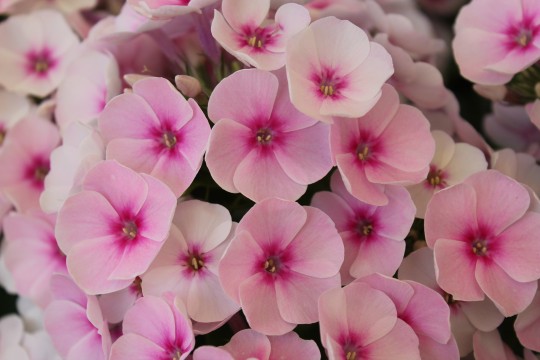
left=330, top=84, right=435, bottom=206
left=0, top=90, right=31, bottom=149
left=515, top=284, right=540, bottom=352
left=407, top=130, right=487, bottom=218
left=472, top=330, right=518, bottom=360
left=109, top=295, right=195, bottom=360
left=0, top=116, right=60, bottom=212
left=453, top=0, right=540, bottom=85
left=211, top=0, right=310, bottom=71
left=311, top=171, right=414, bottom=284
left=0, top=9, right=80, bottom=97
left=193, top=329, right=320, bottom=360
left=286, top=16, right=393, bottom=123
left=99, top=77, right=210, bottom=197
left=206, top=69, right=332, bottom=202
left=3, top=211, right=67, bottom=308
left=142, top=200, right=240, bottom=325
left=425, top=170, right=540, bottom=316
left=219, top=198, right=343, bottom=335
left=55, top=160, right=176, bottom=295
left=318, top=281, right=421, bottom=360
left=128, top=0, right=218, bottom=20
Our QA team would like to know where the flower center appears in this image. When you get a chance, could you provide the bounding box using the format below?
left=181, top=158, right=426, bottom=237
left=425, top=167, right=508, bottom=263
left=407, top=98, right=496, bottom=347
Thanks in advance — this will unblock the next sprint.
left=426, top=166, right=446, bottom=188
left=34, top=59, right=49, bottom=74
left=264, top=257, right=279, bottom=273
left=472, top=239, right=487, bottom=256
left=516, top=29, right=533, bottom=47
left=188, top=254, right=205, bottom=271
left=320, top=83, right=335, bottom=97
left=247, top=34, right=264, bottom=48
left=34, top=164, right=49, bottom=182
left=357, top=145, right=370, bottom=161
left=162, top=131, right=177, bottom=149
left=0, top=129, right=5, bottom=146
left=256, top=128, right=273, bottom=145
left=346, top=351, right=357, bottom=360
left=122, top=221, right=138, bottom=240
left=171, top=349, right=182, bottom=360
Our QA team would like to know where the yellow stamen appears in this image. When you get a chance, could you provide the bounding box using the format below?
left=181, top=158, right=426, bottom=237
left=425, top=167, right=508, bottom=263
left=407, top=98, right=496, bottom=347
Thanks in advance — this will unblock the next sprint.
left=264, top=259, right=277, bottom=273
left=34, top=60, right=49, bottom=73
left=122, top=222, right=138, bottom=240
left=162, top=132, right=177, bottom=149
left=247, top=36, right=263, bottom=48
left=362, top=224, right=373, bottom=236
left=357, top=146, right=369, bottom=161
left=320, top=84, right=334, bottom=97
left=346, top=351, right=357, bottom=360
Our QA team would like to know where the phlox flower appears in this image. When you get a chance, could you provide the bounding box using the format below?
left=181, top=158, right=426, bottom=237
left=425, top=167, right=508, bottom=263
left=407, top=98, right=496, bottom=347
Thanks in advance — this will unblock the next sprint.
left=128, top=0, right=217, bottom=20
left=515, top=285, right=540, bottom=352
left=472, top=330, right=519, bottom=360
left=318, top=281, right=421, bottom=360
left=311, top=171, right=414, bottom=284
left=44, top=275, right=111, bottom=360
left=399, top=247, right=504, bottom=357
left=55, top=160, right=176, bottom=295
left=142, top=200, right=240, bottom=325
left=206, top=69, right=332, bottom=202
left=491, top=149, right=540, bottom=196
left=286, top=16, right=394, bottom=123
left=330, top=84, right=435, bottom=206
left=193, top=329, right=320, bottom=360
left=99, top=77, right=210, bottom=197
left=0, top=9, right=80, bottom=97
left=407, top=130, right=487, bottom=218
left=109, top=295, right=194, bottom=360
left=453, top=0, right=540, bottom=85
left=0, top=116, right=60, bottom=212
left=219, top=198, right=343, bottom=335
left=211, top=0, right=310, bottom=71
left=3, top=211, right=67, bottom=308
left=425, top=170, right=540, bottom=316
left=0, top=90, right=31, bottom=149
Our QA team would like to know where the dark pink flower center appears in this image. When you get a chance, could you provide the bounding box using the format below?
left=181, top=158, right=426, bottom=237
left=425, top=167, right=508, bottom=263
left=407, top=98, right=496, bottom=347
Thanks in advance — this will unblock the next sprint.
left=339, top=334, right=366, bottom=360
left=314, top=67, right=347, bottom=99
left=26, top=48, right=56, bottom=77
left=242, top=26, right=276, bottom=51
left=426, top=165, right=447, bottom=189
left=188, top=253, right=205, bottom=271
left=256, top=128, right=273, bottom=145
left=264, top=256, right=280, bottom=274
left=122, top=220, right=138, bottom=240
left=357, top=221, right=373, bottom=236
left=356, top=144, right=370, bottom=162
left=471, top=239, right=488, bottom=256
left=162, top=131, right=178, bottom=149
left=26, top=158, right=50, bottom=188
left=506, top=17, right=540, bottom=50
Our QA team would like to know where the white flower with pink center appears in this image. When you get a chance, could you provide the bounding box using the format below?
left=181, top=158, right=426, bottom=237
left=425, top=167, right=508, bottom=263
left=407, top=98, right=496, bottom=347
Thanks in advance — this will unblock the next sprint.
left=453, top=0, right=540, bottom=85
left=0, top=9, right=80, bottom=97
left=286, top=16, right=394, bottom=123
left=211, top=0, right=310, bottom=71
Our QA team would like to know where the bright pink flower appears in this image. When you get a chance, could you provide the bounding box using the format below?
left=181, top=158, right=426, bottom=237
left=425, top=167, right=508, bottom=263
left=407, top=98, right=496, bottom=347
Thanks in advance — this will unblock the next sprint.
left=55, top=160, right=176, bottom=295
left=193, top=329, right=320, bottom=360
left=3, top=211, right=67, bottom=308
left=311, top=171, right=414, bottom=284
left=453, top=0, right=540, bottom=85
left=206, top=69, right=332, bottom=202
left=330, top=84, right=435, bottom=206
left=0, top=9, right=80, bottom=97
left=515, top=284, right=540, bottom=352
left=219, top=198, right=343, bottom=335
left=142, top=200, right=240, bottom=324
left=99, top=77, right=210, bottom=197
left=399, top=247, right=504, bottom=357
left=211, top=0, right=310, bottom=71
left=109, top=295, right=195, bottom=360
left=128, top=0, right=217, bottom=20
left=425, top=170, right=540, bottom=316
left=286, top=16, right=393, bottom=123
left=0, top=116, right=60, bottom=212
left=318, top=281, right=421, bottom=360
left=407, top=130, right=488, bottom=218
left=44, top=275, right=111, bottom=360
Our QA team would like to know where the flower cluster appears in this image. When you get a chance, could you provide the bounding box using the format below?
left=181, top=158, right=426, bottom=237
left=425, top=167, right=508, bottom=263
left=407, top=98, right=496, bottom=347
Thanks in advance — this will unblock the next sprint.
left=0, top=0, right=540, bottom=359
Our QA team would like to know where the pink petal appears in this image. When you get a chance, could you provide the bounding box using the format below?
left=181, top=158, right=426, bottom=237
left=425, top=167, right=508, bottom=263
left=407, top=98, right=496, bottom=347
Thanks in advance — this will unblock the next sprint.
left=460, top=298, right=504, bottom=332
left=268, top=331, right=320, bottom=359
left=310, top=191, right=355, bottom=231
left=105, top=138, right=159, bottom=175
left=349, top=234, right=405, bottom=279
left=193, top=346, right=234, bottom=360
left=515, top=288, right=540, bottom=352
left=223, top=329, right=271, bottom=359
left=375, top=185, right=416, bottom=240
left=176, top=99, right=211, bottom=170
left=398, top=247, right=439, bottom=291
left=108, top=236, right=164, bottom=280
left=110, top=334, right=165, bottom=359
left=364, top=319, right=420, bottom=360
left=417, top=335, right=459, bottom=360
left=221, top=0, right=270, bottom=32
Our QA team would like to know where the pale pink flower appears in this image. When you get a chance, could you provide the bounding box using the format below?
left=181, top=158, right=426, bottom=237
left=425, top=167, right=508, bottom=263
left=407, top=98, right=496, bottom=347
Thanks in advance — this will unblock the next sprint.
left=0, top=116, right=60, bottom=212
left=55, top=50, right=121, bottom=131
left=0, top=9, right=80, bottom=97
left=515, top=284, right=540, bottom=352
left=407, top=130, right=488, bottom=218
left=128, top=0, right=217, bottom=20
left=219, top=198, right=343, bottom=335
left=453, top=0, right=540, bottom=85
left=206, top=69, right=332, bottom=202
left=318, top=281, right=421, bottom=360
left=44, top=275, right=111, bottom=360
left=311, top=171, right=414, bottom=284
left=398, top=247, right=504, bottom=357
left=3, top=211, right=67, bottom=308
left=142, top=200, right=240, bottom=325
left=0, top=315, right=28, bottom=359
left=193, top=329, right=320, bottom=360
left=109, top=295, right=195, bottom=360
left=491, top=149, right=540, bottom=196
left=99, top=77, right=210, bottom=197
left=0, top=90, right=31, bottom=149
left=211, top=0, right=310, bottom=71
left=472, top=330, right=518, bottom=360
left=330, top=84, right=435, bottom=206
left=425, top=170, right=540, bottom=316
left=55, top=160, right=176, bottom=295
left=286, top=16, right=394, bottom=123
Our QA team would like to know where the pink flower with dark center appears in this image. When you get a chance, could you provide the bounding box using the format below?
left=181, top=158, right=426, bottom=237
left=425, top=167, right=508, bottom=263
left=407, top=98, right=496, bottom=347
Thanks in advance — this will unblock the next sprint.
left=286, top=16, right=394, bottom=123
left=206, top=69, right=332, bottom=202
left=330, top=84, right=435, bottom=206
left=425, top=169, right=540, bottom=316
left=55, top=160, right=176, bottom=295
left=219, top=198, right=343, bottom=335
left=311, top=171, right=414, bottom=284
left=0, top=9, right=80, bottom=97
left=453, top=0, right=540, bottom=85
left=0, top=116, right=60, bottom=212
left=211, top=0, right=310, bottom=71
left=99, top=77, right=211, bottom=197
left=109, top=295, right=195, bottom=360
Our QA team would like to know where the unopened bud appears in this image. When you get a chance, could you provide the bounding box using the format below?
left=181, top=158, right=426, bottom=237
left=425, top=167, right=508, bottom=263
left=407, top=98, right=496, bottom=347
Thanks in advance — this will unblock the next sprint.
left=174, top=75, right=202, bottom=98
left=473, top=84, right=507, bottom=102
left=123, top=74, right=152, bottom=87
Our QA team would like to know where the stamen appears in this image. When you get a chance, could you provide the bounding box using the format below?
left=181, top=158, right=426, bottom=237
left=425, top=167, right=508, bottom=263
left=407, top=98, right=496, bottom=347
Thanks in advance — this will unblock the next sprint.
left=357, top=146, right=369, bottom=161
left=471, top=240, right=487, bottom=256
left=34, top=165, right=49, bottom=182
left=247, top=36, right=263, bottom=48
left=320, top=84, right=334, bottom=97
left=122, top=221, right=138, bottom=240
left=362, top=224, right=373, bottom=236
left=516, top=30, right=532, bottom=47
left=162, top=131, right=177, bottom=149
left=346, top=351, right=357, bottom=360
left=256, top=129, right=273, bottom=144
left=34, top=59, right=49, bottom=74
left=171, top=350, right=182, bottom=360
left=264, top=258, right=277, bottom=273
left=189, top=256, right=205, bottom=271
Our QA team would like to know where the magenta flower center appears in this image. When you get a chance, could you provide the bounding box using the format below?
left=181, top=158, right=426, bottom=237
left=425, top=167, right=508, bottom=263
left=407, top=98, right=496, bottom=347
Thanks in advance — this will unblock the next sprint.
left=357, top=220, right=373, bottom=236
left=426, top=166, right=447, bottom=188
left=33, top=164, right=49, bottom=182
left=314, top=67, right=346, bottom=98
left=356, top=144, right=370, bottom=161
left=27, top=158, right=50, bottom=188
left=26, top=48, right=56, bottom=76
left=264, top=256, right=280, bottom=274
left=471, top=239, right=488, bottom=256
left=162, top=131, right=178, bottom=149
left=515, top=28, right=533, bottom=47
left=122, top=221, right=138, bottom=240
left=188, top=253, right=205, bottom=271
left=256, top=128, right=273, bottom=145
